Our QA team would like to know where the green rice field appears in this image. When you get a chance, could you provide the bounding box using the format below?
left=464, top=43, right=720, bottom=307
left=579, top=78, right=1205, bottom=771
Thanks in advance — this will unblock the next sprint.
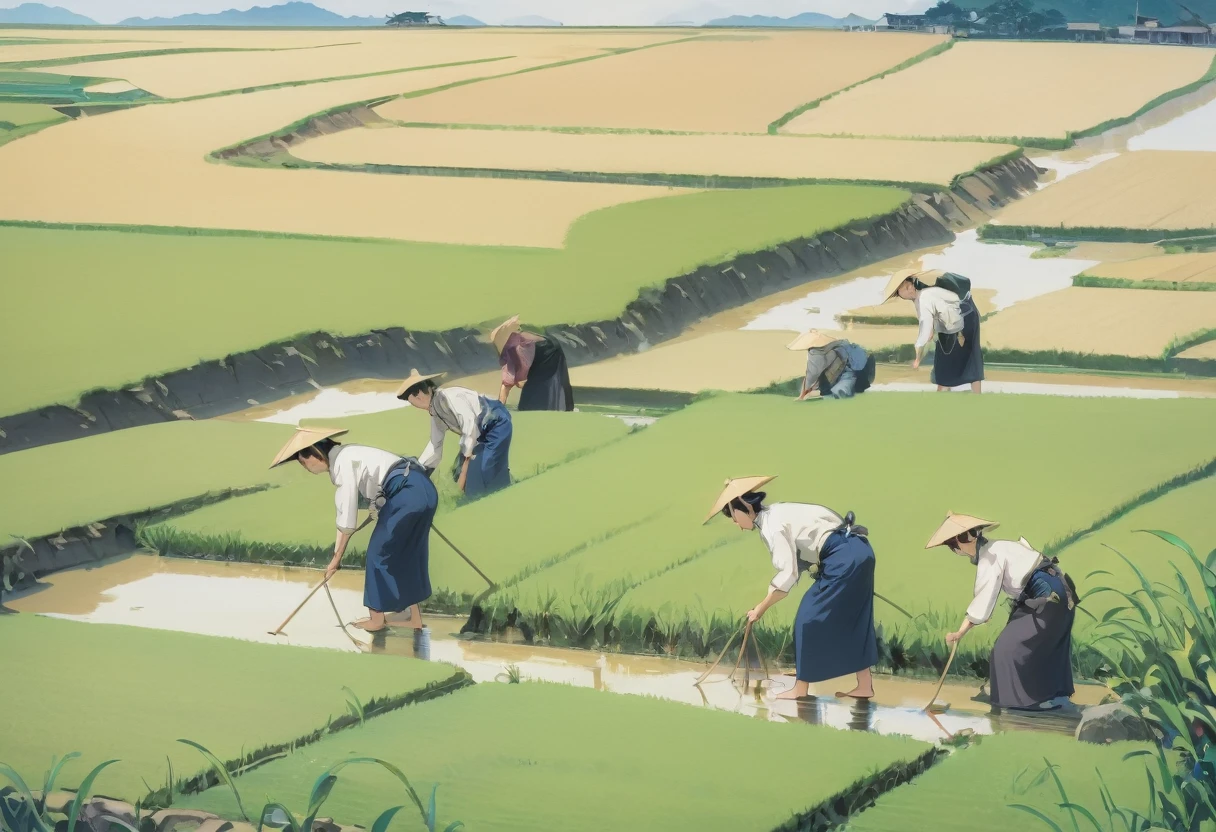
left=0, top=183, right=908, bottom=416
left=178, top=681, right=930, bottom=831
left=0, top=407, right=628, bottom=543
left=848, top=732, right=1154, bottom=832
left=144, top=393, right=1216, bottom=661
left=0, top=614, right=459, bottom=802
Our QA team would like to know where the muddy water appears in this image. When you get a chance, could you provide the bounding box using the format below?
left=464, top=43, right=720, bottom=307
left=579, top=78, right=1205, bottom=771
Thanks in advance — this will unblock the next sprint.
left=9, top=555, right=1107, bottom=743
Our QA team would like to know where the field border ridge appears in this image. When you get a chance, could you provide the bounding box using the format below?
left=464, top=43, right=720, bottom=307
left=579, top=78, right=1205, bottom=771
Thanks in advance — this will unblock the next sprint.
left=1043, top=455, right=1216, bottom=557
left=1072, top=275, right=1216, bottom=292
left=767, top=38, right=953, bottom=135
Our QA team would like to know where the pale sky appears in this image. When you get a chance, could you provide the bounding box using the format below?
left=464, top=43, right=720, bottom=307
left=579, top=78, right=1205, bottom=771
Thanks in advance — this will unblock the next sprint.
left=37, top=0, right=931, bottom=26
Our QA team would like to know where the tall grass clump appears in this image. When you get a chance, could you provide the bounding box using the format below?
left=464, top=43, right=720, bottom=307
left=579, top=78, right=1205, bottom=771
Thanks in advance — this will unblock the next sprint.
left=1017, top=531, right=1216, bottom=830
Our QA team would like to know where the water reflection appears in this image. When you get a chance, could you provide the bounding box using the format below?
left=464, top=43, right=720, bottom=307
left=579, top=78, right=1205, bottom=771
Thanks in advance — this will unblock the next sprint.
left=11, top=555, right=1097, bottom=744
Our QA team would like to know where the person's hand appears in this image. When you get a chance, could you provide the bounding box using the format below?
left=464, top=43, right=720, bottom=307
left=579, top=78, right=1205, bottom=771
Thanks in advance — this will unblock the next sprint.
left=912, top=356, right=921, bottom=370
left=324, top=560, right=340, bottom=581
left=945, top=629, right=963, bottom=646
left=746, top=607, right=764, bottom=624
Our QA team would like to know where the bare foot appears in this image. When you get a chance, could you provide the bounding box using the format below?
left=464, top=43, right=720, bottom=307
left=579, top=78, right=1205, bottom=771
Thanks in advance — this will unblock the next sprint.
left=776, top=689, right=814, bottom=701
left=835, top=687, right=875, bottom=700
left=351, top=617, right=388, bottom=633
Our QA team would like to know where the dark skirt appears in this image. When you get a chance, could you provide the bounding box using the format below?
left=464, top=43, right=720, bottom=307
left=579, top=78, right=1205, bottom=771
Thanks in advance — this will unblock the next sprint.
left=931, top=296, right=984, bottom=387
left=462, top=398, right=512, bottom=498
left=519, top=337, right=574, bottom=412
left=990, top=568, right=1075, bottom=709
left=363, top=466, right=438, bottom=613
left=793, top=530, right=878, bottom=683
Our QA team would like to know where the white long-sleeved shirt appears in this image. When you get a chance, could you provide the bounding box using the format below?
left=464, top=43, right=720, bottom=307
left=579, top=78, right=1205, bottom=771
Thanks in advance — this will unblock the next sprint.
left=914, top=286, right=965, bottom=351
left=328, top=444, right=404, bottom=533
left=419, top=386, right=485, bottom=470
left=755, top=503, right=844, bottom=593
left=967, top=538, right=1044, bottom=625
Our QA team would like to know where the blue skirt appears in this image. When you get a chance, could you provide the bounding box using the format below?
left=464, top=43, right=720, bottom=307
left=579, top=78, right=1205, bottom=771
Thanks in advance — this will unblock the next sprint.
left=793, top=530, right=878, bottom=683
left=363, top=465, right=438, bottom=613
left=462, top=398, right=513, bottom=498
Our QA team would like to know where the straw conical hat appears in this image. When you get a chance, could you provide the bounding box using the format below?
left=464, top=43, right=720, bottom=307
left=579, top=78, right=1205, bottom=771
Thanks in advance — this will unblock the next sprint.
left=703, top=475, right=776, bottom=524
left=881, top=268, right=946, bottom=302
left=270, top=426, right=347, bottom=468
left=786, top=329, right=839, bottom=351
left=925, top=511, right=1000, bottom=549
left=395, top=368, right=446, bottom=399
left=490, top=315, right=521, bottom=354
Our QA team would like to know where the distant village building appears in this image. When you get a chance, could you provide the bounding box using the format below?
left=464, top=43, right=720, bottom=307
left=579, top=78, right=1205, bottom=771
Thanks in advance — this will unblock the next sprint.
left=1066, top=21, right=1105, bottom=40
left=386, top=11, right=444, bottom=26
left=875, top=13, right=928, bottom=30
left=1116, top=13, right=1213, bottom=44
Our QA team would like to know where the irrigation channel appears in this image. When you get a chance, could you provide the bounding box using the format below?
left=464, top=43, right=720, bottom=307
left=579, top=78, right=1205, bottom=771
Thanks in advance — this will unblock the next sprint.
left=9, top=553, right=1108, bottom=744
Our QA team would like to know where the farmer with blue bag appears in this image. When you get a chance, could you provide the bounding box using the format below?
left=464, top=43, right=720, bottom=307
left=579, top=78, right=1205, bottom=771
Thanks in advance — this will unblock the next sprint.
left=787, top=329, right=876, bottom=400
left=397, top=368, right=513, bottom=497
left=270, top=426, right=436, bottom=633
left=882, top=268, right=984, bottom=393
left=706, top=476, right=878, bottom=702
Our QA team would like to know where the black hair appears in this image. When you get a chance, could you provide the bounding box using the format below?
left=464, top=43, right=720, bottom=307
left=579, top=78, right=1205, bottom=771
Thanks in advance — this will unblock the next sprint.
left=946, top=527, right=988, bottom=565
left=911, top=278, right=929, bottom=291
left=299, top=437, right=340, bottom=464
left=722, top=491, right=766, bottom=518
left=398, top=378, right=438, bottom=401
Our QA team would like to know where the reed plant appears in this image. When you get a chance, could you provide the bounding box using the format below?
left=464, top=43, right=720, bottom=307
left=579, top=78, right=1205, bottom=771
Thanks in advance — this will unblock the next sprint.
left=1015, top=531, right=1216, bottom=831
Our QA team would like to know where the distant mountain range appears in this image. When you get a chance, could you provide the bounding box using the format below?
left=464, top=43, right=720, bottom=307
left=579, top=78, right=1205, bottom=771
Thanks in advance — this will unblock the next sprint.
left=0, top=2, right=96, bottom=23
left=117, top=1, right=386, bottom=26
left=500, top=14, right=561, bottom=25
left=706, top=11, right=875, bottom=27
left=446, top=14, right=484, bottom=25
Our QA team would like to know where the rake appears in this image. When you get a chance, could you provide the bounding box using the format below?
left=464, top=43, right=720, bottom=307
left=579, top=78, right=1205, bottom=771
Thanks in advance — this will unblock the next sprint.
left=923, top=640, right=959, bottom=714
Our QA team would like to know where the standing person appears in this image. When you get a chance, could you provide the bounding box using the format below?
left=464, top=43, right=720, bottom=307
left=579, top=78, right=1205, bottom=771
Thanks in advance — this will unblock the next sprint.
left=925, top=512, right=1077, bottom=711
left=270, top=426, right=436, bottom=633
left=491, top=315, right=575, bottom=412
left=787, top=330, right=876, bottom=401
left=396, top=368, right=513, bottom=497
left=705, top=476, right=878, bottom=701
left=882, top=268, right=984, bottom=393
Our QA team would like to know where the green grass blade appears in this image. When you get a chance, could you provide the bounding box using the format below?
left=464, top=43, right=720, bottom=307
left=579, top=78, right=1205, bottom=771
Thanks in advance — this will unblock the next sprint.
left=66, top=759, right=120, bottom=832
left=42, top=752, right=80, bottom=797
left=1058, top=802, right=1105, bottom=832
left=1042, top=758, right=1080, bottom=832
left=304, top=774, right=338, bottom=830
left=178, top=739, right=250, bottom=821
left=1008, top=804, right=1067, bottom=832
left=366, top=806, right=405, bottom=832
left=258, top=801, right=300, bottom=832
left=427, top=784, right=438, bottom=832
left=1135, top=529, right=1195, bottom=558
left=0, top=763, right=50, bottom=832
left=441, top=823, right=465, bottom=832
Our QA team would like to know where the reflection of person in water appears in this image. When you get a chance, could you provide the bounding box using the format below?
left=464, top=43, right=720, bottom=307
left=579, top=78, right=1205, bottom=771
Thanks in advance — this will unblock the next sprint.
left=882, top=268, right=984, bottom=393
left=705, top=476, right=878, bottom=702
left=926, top=512, right=1076, bottom=711
left=270, top=426, right=436, bottom=633
left=397, top=369, right=513, bottom=497
left=491, top=315, right=575, bottom=412
left=787, top=330, right=876, bottom=400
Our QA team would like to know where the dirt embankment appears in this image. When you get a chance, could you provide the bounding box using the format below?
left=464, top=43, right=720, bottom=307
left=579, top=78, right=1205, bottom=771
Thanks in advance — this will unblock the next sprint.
left=0, top=487, right=268, bottom=597
left=0, top=150, right=1040, bottom=455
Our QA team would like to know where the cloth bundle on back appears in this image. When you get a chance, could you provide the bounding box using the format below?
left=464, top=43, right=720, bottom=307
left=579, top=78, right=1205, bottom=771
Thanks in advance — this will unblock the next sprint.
left=787, top=330, right=875, bottom=400
left=491, top=315, right=575, bottom=412
left=883, top=268, right=984, bottom=392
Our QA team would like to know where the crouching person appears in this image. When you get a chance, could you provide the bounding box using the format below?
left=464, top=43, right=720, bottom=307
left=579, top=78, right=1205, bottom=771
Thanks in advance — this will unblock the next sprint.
left=787, top=330, right=875, bottom=401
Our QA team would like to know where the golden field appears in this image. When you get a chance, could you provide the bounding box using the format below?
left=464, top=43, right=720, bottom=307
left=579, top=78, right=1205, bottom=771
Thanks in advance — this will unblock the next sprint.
left=295, top=125, right=1018, bottom=185
left=0, top=55, right=691, bottom=246
left=0, top=38, right=166, bottom=64
left=46, top=29, right=679, bottom=99
left=1082, top=251, right=1216, bottom=283
left=783, top=41, right=1213, bottom=140
left=982, top=286, right=1216, bottom=357
left=998, top=151, right=1216, bottom=231
left=380, top=31, right=947, bottom=133
left=569, top=327, right=917, bottom=393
